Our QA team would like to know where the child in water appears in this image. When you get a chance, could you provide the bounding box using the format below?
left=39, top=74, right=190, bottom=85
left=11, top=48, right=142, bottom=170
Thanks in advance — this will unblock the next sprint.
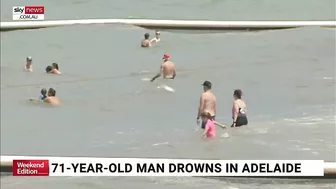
left=29, top=88, right=47, bottom=102
left=201, top=112, right=216, bottom=138
left=39, top=88, right=47, bottom=100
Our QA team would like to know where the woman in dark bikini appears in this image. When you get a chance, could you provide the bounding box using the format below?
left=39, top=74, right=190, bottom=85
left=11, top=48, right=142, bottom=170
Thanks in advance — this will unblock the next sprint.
left=232, top=89, right=248, bottom=127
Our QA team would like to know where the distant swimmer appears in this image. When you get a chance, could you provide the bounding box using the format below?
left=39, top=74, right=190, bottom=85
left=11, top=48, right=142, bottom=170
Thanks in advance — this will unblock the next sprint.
left=24, top=56, right=33, bottom=72
left=150, top=54, right=176, bottom=82
left=39, top=88, right=47, bottom=100
left=150, top=30, right=161, bottom=43
left=51, top=63, right=61, bottom=74
left=43, top=88, right=60, bottom=105
left=29, top=88, right=47, bottom=102
left=197, top=81, right=217, bottom=129
left=141, top=33, right=151, bottom=47
left=45, top=66, right=52, bottom=73
left=45, top=63, right=61, bottom=74
left=201, top=112, right=216, bottom=138
left=232, top=89, right=248, bottom=127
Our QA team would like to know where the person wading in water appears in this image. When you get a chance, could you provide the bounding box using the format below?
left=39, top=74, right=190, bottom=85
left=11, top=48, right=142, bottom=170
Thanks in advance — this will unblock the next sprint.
left=141, top=33, right=151, bottom=47
left=150, top=30, right=161, bottom=44
left=197, top=81, right=216, bottom=129
left=150, top=54, right=176, bottom=82
left=232, top=89, right=248, bottom=127
left=24, top=56, right=33, bottom=72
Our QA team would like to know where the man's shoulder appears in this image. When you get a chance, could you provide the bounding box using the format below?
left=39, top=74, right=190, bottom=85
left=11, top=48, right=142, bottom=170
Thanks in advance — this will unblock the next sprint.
left=203, top=91, right=216, bottom=99
left=209, top=91, right=216, bottom=97
left=141, top=40, right=149, bottom=44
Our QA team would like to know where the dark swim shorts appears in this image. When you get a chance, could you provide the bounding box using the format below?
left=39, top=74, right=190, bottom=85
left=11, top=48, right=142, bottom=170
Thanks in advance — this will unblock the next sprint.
left=201, top=116, right=216, bottom=129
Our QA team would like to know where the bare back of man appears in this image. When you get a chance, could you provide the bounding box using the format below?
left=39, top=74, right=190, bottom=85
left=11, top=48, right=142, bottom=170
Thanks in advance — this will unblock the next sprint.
left=141, top=39, right=151, bottom=47
left=151, top=54, right=176, bottom=82
left=161, top=61, right=176, bottom=79
left=44, top=97, right=60, bottom=105
left=201, top=91, right=216, bottom=116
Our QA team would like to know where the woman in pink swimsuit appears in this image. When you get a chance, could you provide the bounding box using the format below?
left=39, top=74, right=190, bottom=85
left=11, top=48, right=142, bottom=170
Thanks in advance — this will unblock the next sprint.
left=201, top=112, right=216, bottom=138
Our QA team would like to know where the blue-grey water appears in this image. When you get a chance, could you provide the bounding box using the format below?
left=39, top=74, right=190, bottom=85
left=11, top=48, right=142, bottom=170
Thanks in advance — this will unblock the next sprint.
left=1, top=0, right=336, bottom=189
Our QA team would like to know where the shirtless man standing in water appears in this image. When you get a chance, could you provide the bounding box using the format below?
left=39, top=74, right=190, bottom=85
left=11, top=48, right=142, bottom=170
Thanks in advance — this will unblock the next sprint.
left=44, top=88, right=60, bottom=105
left=197, top=81, right=217, bottom=129
left=150, top=54, right=176, bottom=82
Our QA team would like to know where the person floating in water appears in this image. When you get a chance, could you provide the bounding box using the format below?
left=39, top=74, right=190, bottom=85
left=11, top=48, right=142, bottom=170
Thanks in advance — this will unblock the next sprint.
left=45, top=63, right=61, bottom=74
left=39, top=88, right=47, bottom=100
left=197, top=81, right=216, bottom=129
left=231, top=89, right=248, bottom=127
left=29, top=88, right=47, bottom=102
left=150, top=54, right=176, bottom=82
left=201, top=112, right=216, bottom=138
left=45, top=65, right=52, bottom=73
left=141, top=33, right=151, bottom=47
left=24, top=56, right=33, bottom=72
left=150, top=30, right=161, bottom=43
left=43, top=88, right=60, bottom=105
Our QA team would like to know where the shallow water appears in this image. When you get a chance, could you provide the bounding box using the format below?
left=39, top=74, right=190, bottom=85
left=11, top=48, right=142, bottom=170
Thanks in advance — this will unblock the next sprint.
left=1, top=0, right=336, bottom=188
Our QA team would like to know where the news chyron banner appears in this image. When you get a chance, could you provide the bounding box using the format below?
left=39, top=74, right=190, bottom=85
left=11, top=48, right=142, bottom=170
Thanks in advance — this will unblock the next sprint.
left=12, top=157, right=325, bottom=177
left=13, top=6, right=44, bottom=20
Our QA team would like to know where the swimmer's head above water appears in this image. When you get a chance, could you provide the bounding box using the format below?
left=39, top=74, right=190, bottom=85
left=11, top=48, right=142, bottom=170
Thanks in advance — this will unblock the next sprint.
left=45, top=66, right=52, bottom=73
left=155, top=30, right=160, bottom=38
left=41, top=88, right=47, bottom=95
left=144, top=33, right=150, bottom=39
left=48, top=88, right=56, bottom=97
left=26, top=56, right=32, bottom=65
left=39, top=88, right=47, bottom=100
left=52, top=63, right=59, bottom=70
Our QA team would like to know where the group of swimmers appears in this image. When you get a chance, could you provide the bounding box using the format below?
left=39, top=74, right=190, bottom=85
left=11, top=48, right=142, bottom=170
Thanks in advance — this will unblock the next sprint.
left=22, top=30, right=248, bottom=138
left=24, top=56, right=61, bottom=105
left=141, top=30, right=161, bottom=47
left=196, top=81, right=248, bottom=138
left=24, top=56, right=61, bottom=75
left=29, top=87, right=60, bottom=105
left=140, top=31, right=248, bottom=138
left=140, top=31, right=176, bottom=82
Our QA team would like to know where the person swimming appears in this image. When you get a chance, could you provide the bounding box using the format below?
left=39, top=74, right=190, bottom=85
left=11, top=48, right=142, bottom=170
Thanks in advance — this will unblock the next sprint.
left=39, top=88, right=47, bottom=100
left=52, top=63, right=59, bottom=70
left=24, top=56, right=33, bottom=72
left=43, top=88, right=60, bottom=105
left=150, top=30, right=161, bottom=43
left=51, top=63, right=61, bottom=74
left=231, top=89, right=248, bottom=127
left=45, top=63, right=61, bottom=74
left=201, top=112, right=216, bottom=138
left=45, top=65, right=52, bottom=73
left=29, top=88, right=47, bottom=102
left=141, top=33, right=151, bottom=47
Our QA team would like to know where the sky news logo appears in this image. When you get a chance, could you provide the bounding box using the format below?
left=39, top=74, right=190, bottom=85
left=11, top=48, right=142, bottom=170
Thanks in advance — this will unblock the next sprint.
left=13, top=6, right=44, bottom=20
